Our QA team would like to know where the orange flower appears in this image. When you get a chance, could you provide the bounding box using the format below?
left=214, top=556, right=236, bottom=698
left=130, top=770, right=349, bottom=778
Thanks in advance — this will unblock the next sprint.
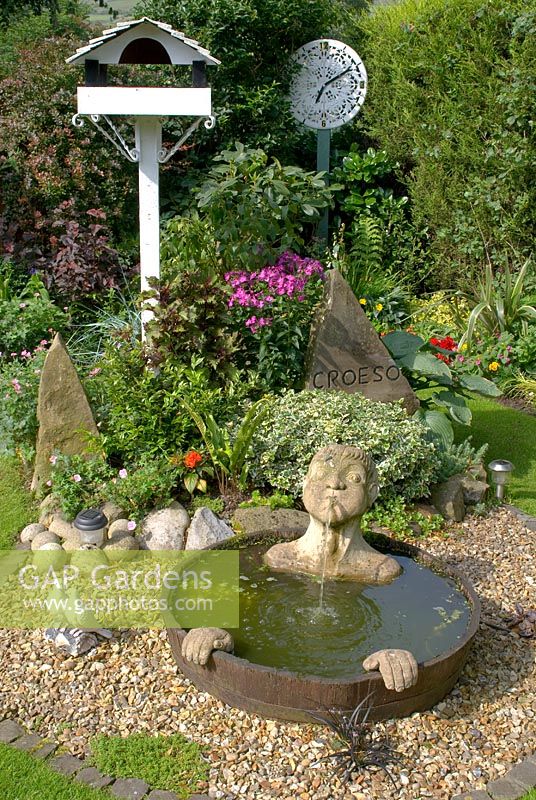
left=183, top=450, right=203, bottom=469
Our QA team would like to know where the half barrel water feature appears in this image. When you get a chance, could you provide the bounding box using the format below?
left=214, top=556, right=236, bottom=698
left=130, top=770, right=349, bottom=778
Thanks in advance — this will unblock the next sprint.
left=168, top=445, right=480, bottom=721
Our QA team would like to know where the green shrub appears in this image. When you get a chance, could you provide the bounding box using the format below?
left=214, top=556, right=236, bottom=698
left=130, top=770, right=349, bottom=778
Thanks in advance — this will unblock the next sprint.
left=88, top=343, right=222, bottom=463
left=105, top=459, right=181, bottom=520
left=247, top=390, right=437, bottom=502
left=0, top=275, right=68, bottom=356
left=0, top=349, right=46, bottom=462
left=47, top=453, right=114, bottom=519
left=431, top=437, right=488, bottom=483
left=135, top=0, right=363, bottom=165
left=359, top=0, right=536, bottom=289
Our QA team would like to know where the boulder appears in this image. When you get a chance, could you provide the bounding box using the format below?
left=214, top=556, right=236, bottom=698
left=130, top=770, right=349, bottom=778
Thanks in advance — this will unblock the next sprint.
left=38, top=542, right=64, bottom=551
left=20, top=523, right=46, bottom=544
left=185, top=508, right=235, bottom=550
left=31, top=333, right=100, bottom=493
left=304, top=270, right=419, bottom=414
left=430, top=475, right=466, bottom=522
left=31, top=531, right=61, bottom=550
left=100, top=501, right=125, bottom=526
left=48, top=513, right=77, bottom=540
left=107, top=519, right=132, bottom=538
left=461, top=475, right=488, bottom=506
left=39, top=494, right=62, bottom=527
left=103, top=532, right=139, bottom=551
left=62, top=532, right=82, bottom=551
left=138, top=504, right=190, bottom=550
left=232, top=507, right=309, bottom=535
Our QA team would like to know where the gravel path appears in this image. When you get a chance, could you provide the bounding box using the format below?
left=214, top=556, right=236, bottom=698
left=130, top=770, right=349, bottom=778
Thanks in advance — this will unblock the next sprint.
left=0, top=507, right=534, bottom=799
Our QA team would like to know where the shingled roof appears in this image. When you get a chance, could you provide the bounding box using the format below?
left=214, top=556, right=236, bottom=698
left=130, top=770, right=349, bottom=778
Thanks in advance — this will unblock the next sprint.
left=66, top=17, right=220, bottom=66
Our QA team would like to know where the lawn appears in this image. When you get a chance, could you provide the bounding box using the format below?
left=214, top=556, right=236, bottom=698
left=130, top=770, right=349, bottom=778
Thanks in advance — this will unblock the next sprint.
left=460, top=398, right=536, bottom=516
left=0, top=457, right=36, bottom=550
left=0, top=744, right=109, bottom=800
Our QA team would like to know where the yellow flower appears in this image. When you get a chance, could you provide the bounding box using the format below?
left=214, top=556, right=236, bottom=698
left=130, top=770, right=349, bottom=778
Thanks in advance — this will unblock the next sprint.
left=375, top=303, right=384, bottom=312
left=488, top=361, right=499, bottom=372
left=359, top=298, right=367, bottom=305
left=460, top=342, right=468, bottom=351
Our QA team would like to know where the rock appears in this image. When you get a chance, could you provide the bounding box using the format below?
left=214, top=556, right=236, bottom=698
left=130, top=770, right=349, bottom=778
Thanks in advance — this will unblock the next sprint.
left=185, top=508, right=235, bottom=550
left=75, top=767, right=114, bottom=789
left=0, top=720, right=25, bottom=743
left=20, top=523, right=46, bottom=544
left=48, top=513, right=77, bottom=540
left=62, top=532, right=82, bottom=551
left=232, top=507, right=309, bottom=535
left=411, top=501, right=440, bottom=519
left=100, top=501, right=125, bottom=526
left=31, top=530, right=61, bottom=550
left=103, top=533, right=139, bottom=551
left=304, top=269, right=419, bottom=414
left=430, top=475, right=466, bottom=522
left=108, top=519, right=132, bottom=538
left=31, top=333, right=100, bottom=493
left=138, top=504, right=189, bottom=550
left=38, top=542, right=64, bottom=551
left=39, top=493, right=61, bottom=526
left=110, top=777, right=150, bottom=799
left=49, top=754, right=84, bottom=776
left=461, top=475, right=488, bottom=506
left=12, top=733, right=44, bottom=751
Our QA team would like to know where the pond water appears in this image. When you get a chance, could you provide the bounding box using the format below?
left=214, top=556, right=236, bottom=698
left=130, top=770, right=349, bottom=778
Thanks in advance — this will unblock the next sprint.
left=231, top=545, right=471, bottom=679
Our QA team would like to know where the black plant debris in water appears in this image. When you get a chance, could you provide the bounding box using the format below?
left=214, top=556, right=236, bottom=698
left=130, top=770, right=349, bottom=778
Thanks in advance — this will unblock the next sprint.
left=310, top=694, right=403, bottom=787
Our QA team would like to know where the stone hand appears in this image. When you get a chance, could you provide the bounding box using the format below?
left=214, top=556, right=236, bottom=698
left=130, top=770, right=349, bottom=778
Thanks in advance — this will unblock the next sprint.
left=181, top=627, right=234, bottom=666
left=362, top=649, right=418, bottom=692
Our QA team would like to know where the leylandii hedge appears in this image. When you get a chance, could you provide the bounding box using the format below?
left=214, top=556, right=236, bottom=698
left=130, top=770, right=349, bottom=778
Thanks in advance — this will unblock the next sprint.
left=247, top=390, right=437, bottom=502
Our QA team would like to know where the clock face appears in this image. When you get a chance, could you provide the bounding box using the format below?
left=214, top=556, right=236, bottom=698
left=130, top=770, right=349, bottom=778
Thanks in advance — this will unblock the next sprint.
left=289, top=39, right=367, bottom=130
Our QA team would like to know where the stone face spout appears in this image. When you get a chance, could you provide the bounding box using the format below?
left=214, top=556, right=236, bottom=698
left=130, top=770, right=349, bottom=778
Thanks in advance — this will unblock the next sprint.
left=263, top=444, right=401, bottom=584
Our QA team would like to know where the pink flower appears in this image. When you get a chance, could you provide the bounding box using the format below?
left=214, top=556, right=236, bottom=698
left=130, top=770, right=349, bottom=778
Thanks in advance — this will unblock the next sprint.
left=88, top=367, right=101, bottom=377
left=46, top=480, right=52, bottom=487
left=49, top=455, right=57, bottom=465
left=40, top=339, right=48, bottom=346
left=118, top=468, right=128, bottom=479
left=475, top=359, right=482, bottom=366
left=127, top=520, right=136, bottom=531
left=20, top=350, right=31, bottom=359
left=72, top=474, right=82, bottom=483
left=11, top=379, right=21, bottom=394
left=19, top=303, right=27, bottom=309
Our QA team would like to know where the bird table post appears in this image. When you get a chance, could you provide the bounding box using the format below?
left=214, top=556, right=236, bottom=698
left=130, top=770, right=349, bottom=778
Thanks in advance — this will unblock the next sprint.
left=67, top=18, right=220, bottom=339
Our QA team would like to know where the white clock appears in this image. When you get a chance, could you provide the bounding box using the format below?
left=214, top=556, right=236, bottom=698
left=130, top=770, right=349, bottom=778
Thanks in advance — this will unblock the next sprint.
left=289, top=39, right=367, bottom=130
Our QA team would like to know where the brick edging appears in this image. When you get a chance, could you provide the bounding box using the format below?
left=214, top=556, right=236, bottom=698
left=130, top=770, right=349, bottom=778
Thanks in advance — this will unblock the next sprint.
left=0, top=719, right=209, bottom=800
left=504, top=504, right=536, bottom=532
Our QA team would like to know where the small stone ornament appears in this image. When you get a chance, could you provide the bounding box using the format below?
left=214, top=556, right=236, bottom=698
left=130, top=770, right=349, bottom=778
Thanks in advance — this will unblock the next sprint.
left=44, top=628, right=112, bottom=657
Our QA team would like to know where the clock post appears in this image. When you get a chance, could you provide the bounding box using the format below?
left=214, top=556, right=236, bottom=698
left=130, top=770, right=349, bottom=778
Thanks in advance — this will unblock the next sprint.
left=288, top=39, right=367, bottom=244
left=316, top=128, right=331, bottom=242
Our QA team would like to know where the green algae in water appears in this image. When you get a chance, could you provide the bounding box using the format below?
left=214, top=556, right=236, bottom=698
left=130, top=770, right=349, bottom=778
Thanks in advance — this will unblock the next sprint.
left=232, top=545, right=471, bottom=679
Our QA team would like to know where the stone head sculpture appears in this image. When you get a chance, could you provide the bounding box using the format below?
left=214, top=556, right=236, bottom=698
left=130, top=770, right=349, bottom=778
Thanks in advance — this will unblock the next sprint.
left=264, top=443, right=401, bottom=585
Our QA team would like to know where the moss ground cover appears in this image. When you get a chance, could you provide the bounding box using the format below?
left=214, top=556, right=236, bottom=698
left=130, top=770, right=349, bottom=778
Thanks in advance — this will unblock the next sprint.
left=0, top=743, right=109, bottom=800
left=0, top=456, right=35, bottom=550
left=90, top=733, right=208, bottom=798
left=455, top=398, right=536, bottom=516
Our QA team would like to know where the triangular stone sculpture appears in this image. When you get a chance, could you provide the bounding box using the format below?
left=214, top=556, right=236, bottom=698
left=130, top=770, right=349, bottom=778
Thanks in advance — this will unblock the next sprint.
left=305, top=270, right=419, bottom=414
left=31, top=333, right=100, bottom=493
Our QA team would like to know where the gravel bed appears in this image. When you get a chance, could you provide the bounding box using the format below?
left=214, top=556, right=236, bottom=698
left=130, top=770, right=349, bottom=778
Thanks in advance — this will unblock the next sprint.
left=0, top=506, right=534, bottom=799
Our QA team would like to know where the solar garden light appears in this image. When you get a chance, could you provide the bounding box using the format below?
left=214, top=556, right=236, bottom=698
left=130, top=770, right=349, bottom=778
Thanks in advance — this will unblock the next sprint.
left=487, top=459, right=514, bottom=501
left=73, top=508, right=108, bottom=547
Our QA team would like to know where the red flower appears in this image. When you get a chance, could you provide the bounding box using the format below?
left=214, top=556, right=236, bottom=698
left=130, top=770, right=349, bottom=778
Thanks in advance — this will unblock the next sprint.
left=183, top=450, right=203, bottom=469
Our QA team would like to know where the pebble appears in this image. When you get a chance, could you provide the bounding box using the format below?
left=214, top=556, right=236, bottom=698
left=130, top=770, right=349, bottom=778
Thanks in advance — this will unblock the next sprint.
left=1, top=507, right=535, bottom=799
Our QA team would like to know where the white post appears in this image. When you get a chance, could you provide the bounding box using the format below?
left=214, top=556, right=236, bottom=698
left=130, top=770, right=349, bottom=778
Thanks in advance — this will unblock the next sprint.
left=135, top=117, right=162, bottom=338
